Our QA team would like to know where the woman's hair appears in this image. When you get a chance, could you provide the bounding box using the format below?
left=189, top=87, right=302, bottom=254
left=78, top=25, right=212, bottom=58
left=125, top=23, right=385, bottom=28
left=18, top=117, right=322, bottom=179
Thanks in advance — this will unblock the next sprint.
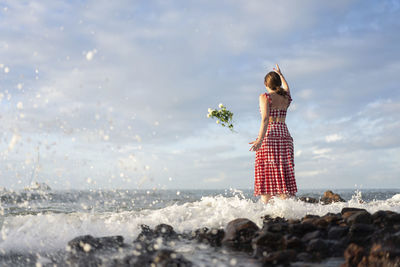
left=264, top=71, right=287, bottom=97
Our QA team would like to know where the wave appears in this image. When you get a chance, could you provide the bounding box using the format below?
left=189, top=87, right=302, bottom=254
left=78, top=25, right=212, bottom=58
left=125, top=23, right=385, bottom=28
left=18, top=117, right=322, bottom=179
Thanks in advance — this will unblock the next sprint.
left=1, top=191, right=400, bottom=253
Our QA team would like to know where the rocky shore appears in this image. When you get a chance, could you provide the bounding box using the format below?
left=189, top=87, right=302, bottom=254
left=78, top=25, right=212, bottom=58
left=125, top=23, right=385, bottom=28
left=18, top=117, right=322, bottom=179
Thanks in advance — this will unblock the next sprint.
left=56, top=191, right=400, bottom=266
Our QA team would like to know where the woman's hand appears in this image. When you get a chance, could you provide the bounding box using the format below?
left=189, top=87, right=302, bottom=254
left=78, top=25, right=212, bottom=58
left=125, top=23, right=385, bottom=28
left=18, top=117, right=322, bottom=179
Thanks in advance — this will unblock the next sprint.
left=249, top=139, right=262, bottom=151
left=273, top=64, right=282, bottom=76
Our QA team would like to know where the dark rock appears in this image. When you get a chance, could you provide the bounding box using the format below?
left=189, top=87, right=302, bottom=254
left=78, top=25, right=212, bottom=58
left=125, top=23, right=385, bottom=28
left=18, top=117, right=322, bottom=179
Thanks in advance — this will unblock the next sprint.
left=135, top=223, right=177, bottom=243
left=193, top=227, right=224, bottom=247
left=296, top=252, right=312, bottom=262
left=341, top=207, right=366, bottom=215
left=326, top=240, right=346, bottom=257
left=154, top=223, right=177, bottom=240
left=299, top=196, right=319, bottom=203
left=67, top=254, right=102, bottom=267
left=345, top=211, right=372, bottom=226
left=301, top=230, right=322, bottom=243
left=348, top=223, right=375, bottom=246
left=120, top=249, right=192, bottom=267
left=152, top=249, right=192, bottom=266
left=68, top=235, right=103, bottom=253
left=261, top=249, right=297, bottom=265
left=263, top=222, right=289, bottom=234
left=320, top=190, right=345, bottom=204
left=252, top=231, right=285, bottom=255
left=343, top=243, right=365, bottom=267
left=328, top=226, right=349, bottom=240
left=289, top=222, right=317, bottom=236
left=97, top=236, right=124, bottom=249
left=321, top=213, right=341, bottom=226
left=306, top=238, right=329, bottom=258
left=285, top=236, right=305, bottom=252
left=357, top=236, right=400, bottom=267
left=222, top=218, right=259, bottom=251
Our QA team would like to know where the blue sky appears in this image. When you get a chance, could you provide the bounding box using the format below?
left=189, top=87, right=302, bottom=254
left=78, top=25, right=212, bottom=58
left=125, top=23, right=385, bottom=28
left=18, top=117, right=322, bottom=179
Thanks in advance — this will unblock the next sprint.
left=0, top=0, right=399, bottom=190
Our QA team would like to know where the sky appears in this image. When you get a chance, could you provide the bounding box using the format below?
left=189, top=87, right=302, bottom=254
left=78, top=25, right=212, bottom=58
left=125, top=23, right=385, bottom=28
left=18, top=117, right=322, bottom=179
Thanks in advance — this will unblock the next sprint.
left=0, top=0, right=399, bottom=190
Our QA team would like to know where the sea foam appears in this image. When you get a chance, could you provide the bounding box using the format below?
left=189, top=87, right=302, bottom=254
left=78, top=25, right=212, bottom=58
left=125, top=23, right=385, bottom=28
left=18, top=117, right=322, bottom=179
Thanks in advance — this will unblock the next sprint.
left=1, top=192, right=400, bottom=253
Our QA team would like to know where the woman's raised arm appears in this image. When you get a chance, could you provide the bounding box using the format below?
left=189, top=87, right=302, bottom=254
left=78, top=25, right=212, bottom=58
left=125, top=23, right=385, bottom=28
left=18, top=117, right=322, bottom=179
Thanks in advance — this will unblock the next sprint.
left=273, top=64, right=291, bottom=96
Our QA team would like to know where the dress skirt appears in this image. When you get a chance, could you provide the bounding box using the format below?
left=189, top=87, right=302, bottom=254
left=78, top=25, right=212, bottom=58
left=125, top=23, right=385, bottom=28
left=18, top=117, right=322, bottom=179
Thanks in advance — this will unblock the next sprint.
left=254, top=122, right=297, bottom=196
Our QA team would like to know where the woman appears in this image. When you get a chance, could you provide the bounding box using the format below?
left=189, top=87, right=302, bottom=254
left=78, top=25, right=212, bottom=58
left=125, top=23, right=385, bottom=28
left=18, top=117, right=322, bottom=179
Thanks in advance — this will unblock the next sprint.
left=249, top=64, right=297, bottom=203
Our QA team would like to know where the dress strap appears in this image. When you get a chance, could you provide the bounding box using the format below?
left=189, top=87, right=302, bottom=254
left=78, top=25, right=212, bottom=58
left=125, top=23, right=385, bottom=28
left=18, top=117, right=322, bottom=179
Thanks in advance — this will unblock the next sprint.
left=265, top=93, right=272, bottom=104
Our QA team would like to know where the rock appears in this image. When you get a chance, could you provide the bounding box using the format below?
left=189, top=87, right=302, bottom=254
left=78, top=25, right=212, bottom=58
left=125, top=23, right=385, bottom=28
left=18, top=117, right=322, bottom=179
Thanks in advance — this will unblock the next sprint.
left=328, top=226, right=349, bottom=240
left=326, top=240, right=347, bottom=257
left=357, top=236, right=400, bottom=267
left=252, top=231, right=285, bottom=255
left=299, top=196, right=319, bottom=203
left=261, top=249, right=297, bottom=265
left=306, top=238, right=329, bottom=258
left=135, top=223, right=177, bottom=243
left=301, top=230, right=322, bottom=243
left=343, top=243, right=365, bottom=267
left=222, top=218, right=259, bottom=251
left=152, top=249, right=192, bottom=266
left=154, top=223, right=177, bottom=240
left=320, top=213, right=341, bottom=226
left=341, top=207, right=367, bottom=215
left=289, top=222, right=317, bottom=236
left=348, top=223, right=375, bottom=246
left=345, top=211, right=372, bottom=226
left=120, top=249, right=192, bottom=267
left=296, top=252, right=312, bottom=262
left=68, top=235, right=103, bottom=253
left=285, top=236, right=305, bottom=252
left=320, top=190, right=345, bottom=204
left=97, top=236, right=124, bottom=249
left=193, top=227, right=224, bottom=247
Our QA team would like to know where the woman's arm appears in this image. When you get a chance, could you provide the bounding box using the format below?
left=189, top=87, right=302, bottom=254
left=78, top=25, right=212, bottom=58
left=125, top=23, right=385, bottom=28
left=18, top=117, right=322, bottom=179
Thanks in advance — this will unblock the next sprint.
left=250, top=94, right=269, bottom=151
left=273, top=64, right=291, bottom=95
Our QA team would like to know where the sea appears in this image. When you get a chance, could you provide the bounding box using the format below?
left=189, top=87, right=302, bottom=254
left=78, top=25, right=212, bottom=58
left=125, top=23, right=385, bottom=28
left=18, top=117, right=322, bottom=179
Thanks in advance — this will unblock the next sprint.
left=1, top=188, right=400, bottom=266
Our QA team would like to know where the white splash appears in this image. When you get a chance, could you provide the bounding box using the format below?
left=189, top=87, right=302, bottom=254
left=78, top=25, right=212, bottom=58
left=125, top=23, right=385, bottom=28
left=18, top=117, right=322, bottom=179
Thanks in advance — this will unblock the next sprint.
left=0, top=193, right=399, bottom=253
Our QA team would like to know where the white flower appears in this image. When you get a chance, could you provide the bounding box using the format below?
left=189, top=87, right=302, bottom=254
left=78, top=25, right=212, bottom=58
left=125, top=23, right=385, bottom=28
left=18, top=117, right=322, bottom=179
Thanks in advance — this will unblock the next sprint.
left=218, top=103, right=223, bottom=108
left=208, top=108, right=213, bottom=113
left=216, top=120, right=220, bottom=124
left=207, top=114, right=211, bottom=118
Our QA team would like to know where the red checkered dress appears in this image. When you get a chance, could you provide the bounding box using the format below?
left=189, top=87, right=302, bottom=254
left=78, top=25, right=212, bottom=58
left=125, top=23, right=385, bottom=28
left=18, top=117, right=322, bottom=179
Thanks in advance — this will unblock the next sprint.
left=254, top=93, right=297, bottom=196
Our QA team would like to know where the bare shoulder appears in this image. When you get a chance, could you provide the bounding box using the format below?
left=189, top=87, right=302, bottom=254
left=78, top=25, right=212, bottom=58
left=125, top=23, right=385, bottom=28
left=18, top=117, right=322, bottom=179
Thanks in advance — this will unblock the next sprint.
left=259, top=93, right=267, bottom=99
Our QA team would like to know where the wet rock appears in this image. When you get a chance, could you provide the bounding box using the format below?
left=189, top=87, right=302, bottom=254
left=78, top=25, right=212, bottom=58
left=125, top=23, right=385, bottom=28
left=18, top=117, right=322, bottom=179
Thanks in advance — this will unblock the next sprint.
left=154, top=223, right=177, bottom=240
left=119, top=249, right=192, bottom=267
left=289, top=222, right=317, bottom=236
left=301, top=230, right=323, bottom=243
left=252, top=231, right=285, bottom=255
left=328, top=226, right=349, bottom=240
left=261, top=249, right=297, bottom=266
left=341, top=207, right=367, bottom=215
left=296, top=252, right=312, bottom=262
left=343, top=243, right=365, bottom=267
left=222, top=218, right=259, bottom=251
left=348, top=223, right=375, bottom=246
left=306, top=238, right=329, bottom=260
left=152, top=249, right=192, bottom=267
left=321, top=213, right=341, bottom=226
left=193, top=227, right=224, bottom=247
left=327, top=239, right=347, bottom=257
left=67, top=254, right=102, bottom=267
left=362, top=235, right=400, bottom=266
left=285, top=236, right=305, bottom=252
left=68, top=235, right=104, bottom=253
left=345, top=211, right=372, bottom=226
left=306, top=238, right=329, bottom=259
left=320, top=190, right=345, bottom=204
left=299, top=196, right=319, bottom=203
left=135, top=223, right=177, bottom=243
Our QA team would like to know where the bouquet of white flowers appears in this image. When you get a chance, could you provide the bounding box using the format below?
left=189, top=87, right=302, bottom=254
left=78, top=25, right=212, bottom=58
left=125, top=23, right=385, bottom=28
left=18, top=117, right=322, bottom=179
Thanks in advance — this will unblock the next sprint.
left=207, top=103, right=234, bottom=132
